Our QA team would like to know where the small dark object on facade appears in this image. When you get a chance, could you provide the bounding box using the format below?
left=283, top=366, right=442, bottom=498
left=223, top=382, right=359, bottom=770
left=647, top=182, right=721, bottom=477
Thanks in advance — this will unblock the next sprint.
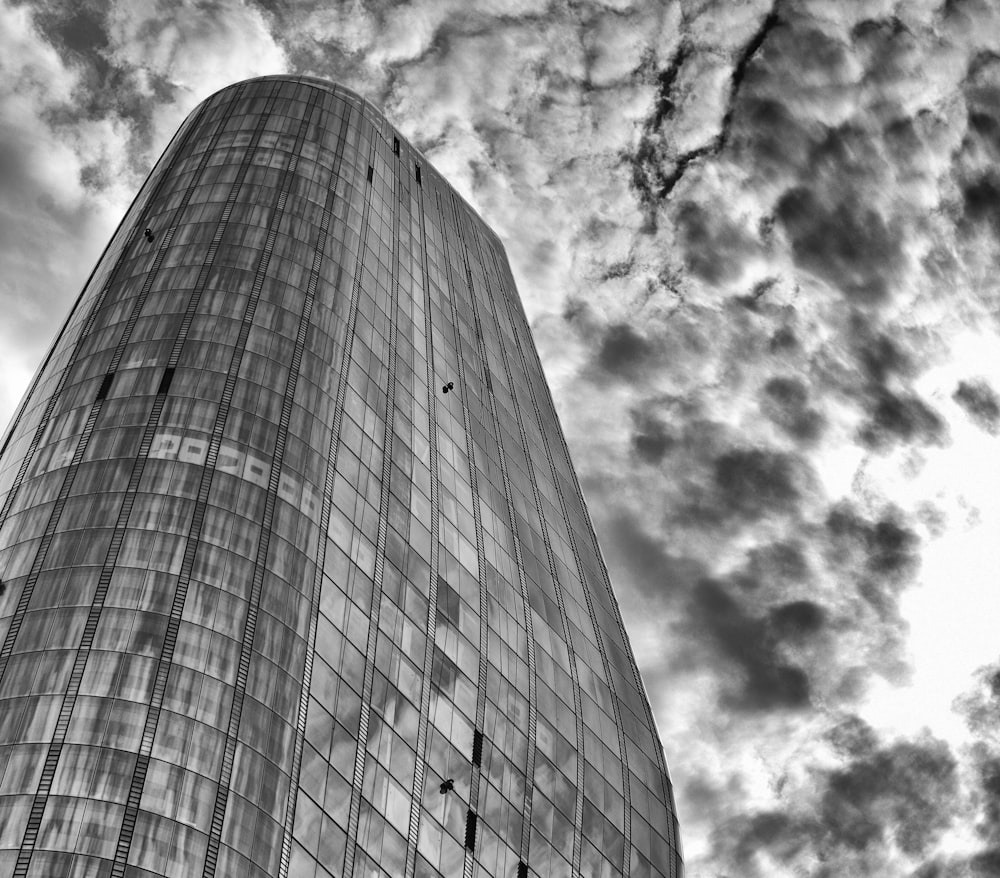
left=439, top=778, right=454, bottom=794
left=442, top=382, right=454, bottom=394
left=144, top=228, right=154, bottom=242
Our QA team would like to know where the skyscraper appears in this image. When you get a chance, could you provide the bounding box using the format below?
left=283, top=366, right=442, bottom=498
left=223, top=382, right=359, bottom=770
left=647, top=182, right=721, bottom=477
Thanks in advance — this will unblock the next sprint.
left=0, top=75, right=681, bottom=878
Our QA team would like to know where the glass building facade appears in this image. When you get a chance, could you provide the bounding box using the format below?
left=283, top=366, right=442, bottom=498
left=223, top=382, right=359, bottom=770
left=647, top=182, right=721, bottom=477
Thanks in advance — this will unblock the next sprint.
left=0, top=76, right=681, bottom=878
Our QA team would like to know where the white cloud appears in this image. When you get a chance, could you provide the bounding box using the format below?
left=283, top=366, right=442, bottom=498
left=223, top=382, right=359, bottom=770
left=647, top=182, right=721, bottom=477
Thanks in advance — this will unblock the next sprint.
left=0, top=2, right=130, bottom=425
left=106, top=0, right=288, bottom=147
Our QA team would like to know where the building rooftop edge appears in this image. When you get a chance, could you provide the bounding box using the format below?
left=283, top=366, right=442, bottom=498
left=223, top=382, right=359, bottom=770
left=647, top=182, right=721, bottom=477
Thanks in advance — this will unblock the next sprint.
left=196, top=75, right=509, bottom=256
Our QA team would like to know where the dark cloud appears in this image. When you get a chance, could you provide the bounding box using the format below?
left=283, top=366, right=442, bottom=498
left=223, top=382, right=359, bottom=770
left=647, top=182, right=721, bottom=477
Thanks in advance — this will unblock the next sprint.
left=596, top=322, right=655, bottom=378
left=598, top=256, right=635, bottom=281
left=562, top=300, right=669, bottom=386
left=768, top=600, right=826, bottom=640
left=775, top=184, right=904, bottom=303
left=952, top=663, right=1000, bottom=739
left=675, top=200, right=756, bottom=285
left=628, top=133, right=674, bottom=226
left=962, top=174, right=1000, bottom=235
left=713, top=447, right=802, bottom=521
left=628, top=6, right=780, bottom=214
left=731, top=96, right=811, bottom=182
left=858, top=389, right=947, bottom=450
left=856, top=332, right=910, bottom=385
left=756, top=19, right=852, bottom=92
left=914, top=855, right=1000, bottom=877
left=971, top=851, right=1000, bottom=877
left=918, top=665, right=1000, bottom=875
left=629, top=409, right=674, bottom=464
left=690, top=577, right=811, bottom=711
left=843, top=327, right=948, bottom=451
left=955, top=667, right=1000, bottom=864
left=827, top=712, right=880, bottom=758
left=769, top=325, right=798, bottom=353
left=723, top=7, right=782, bottom=135
left=954, top=379, right=1000, bottom=434
left=35, top=1, right=110, bottom=56
left=760, top=376, right=825, bottom=442
left=954, top=54, right=1000, bottom=261
left=599, top=513, right=824, bottom=714
left=727, top=20, right=857, bottom=190
left=716, top=719, right=960, bottom=874
left=967, top=108, right=1000, bottom=158
left=719, top=810, right=817, bottom=868
left=825, top=503, right=921, bottom=587
left=821, top=733, right=957, bottom=856
left=601, top=513, right=706, bottom=607
left=642, top=42, right=689, bottom=137
left=850, top=14, right=909, bottom=50
left=744, top=540, right=812, bottom=588
left=881, top=113, right=935, bottom=173
left=977, top=755, right=1000, bottom=835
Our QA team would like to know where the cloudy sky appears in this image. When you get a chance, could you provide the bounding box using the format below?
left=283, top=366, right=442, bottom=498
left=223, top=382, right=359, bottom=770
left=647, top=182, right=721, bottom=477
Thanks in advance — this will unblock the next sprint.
left=4, top=0, right=1000, bottom=874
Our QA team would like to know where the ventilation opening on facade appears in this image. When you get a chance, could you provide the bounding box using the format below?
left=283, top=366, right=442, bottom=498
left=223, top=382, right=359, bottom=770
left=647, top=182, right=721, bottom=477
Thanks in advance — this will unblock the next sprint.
left=157, top=367, right=175, bottom=396
left=415, top=163, right=422, bottom=185
left=393, top=137, right=400, bottom=156
left=96, top=372, right=115, bottom=401
left=464, top=810, right=477, bottom=851
left=517, top=862, right=528, bottom=878
left=472, top=730, right=483, bottom=766
left=367, top=165, right=374, bottom=183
